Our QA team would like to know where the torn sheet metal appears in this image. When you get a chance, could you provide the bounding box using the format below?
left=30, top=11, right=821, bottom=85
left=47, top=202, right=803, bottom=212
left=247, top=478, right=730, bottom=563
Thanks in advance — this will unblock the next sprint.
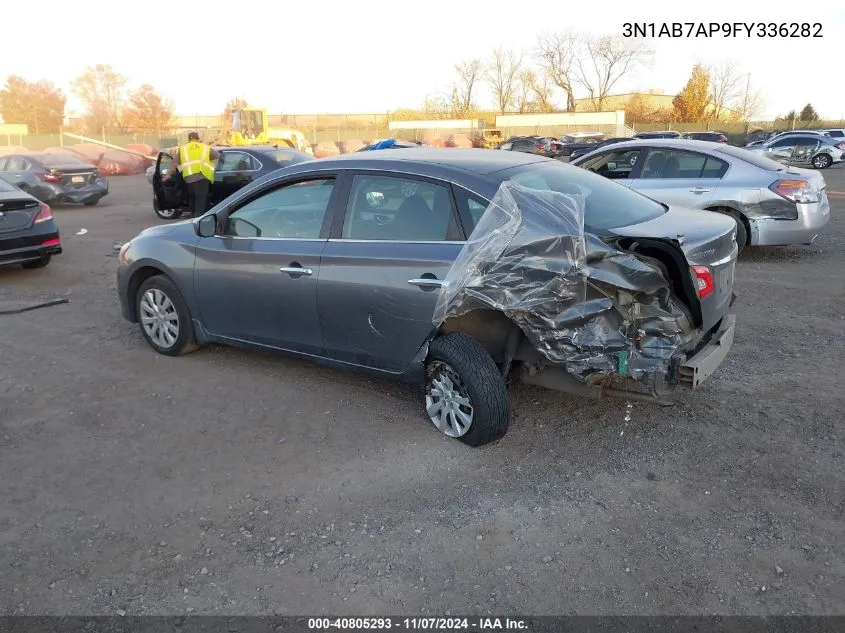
left=433, top=181, right=696, bottom=388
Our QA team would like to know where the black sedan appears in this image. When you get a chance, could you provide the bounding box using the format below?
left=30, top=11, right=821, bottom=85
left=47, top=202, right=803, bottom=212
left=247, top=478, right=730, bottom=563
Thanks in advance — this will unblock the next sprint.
left=498, top=136, right=564, bottom=159
left=633, top=130, right=682, bottom=140
left=0, top=153, right=109, bottom=206
left=152, top=145, right=313, bottom=219
left=0, top=178, right=62, bottom=269
left=569, top=137, right=634, bottom=160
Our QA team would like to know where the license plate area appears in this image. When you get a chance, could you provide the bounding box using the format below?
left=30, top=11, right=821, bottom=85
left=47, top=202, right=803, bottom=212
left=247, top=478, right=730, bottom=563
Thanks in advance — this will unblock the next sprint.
left=71, top=175, right=85, bottom=184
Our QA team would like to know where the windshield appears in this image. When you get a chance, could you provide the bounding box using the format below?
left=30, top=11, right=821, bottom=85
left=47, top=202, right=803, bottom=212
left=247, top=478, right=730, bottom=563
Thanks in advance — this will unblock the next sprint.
left=38, top=153, right=88, bottom=166
left=714, top=145, right=788, bottom=172
left=262, top=149, right=313, bottom=166
left=497, top=161, right=666, bottom=230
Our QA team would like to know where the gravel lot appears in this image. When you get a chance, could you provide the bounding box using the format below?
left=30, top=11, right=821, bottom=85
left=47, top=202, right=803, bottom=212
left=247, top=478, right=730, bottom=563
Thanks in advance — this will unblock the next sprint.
left=1, top=169, right=843, bottom=616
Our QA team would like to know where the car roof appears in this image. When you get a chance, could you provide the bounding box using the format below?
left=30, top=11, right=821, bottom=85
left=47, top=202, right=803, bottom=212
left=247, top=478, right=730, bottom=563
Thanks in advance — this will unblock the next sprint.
left=572, top=138, right=731, bottom=153
left=295, top=147, right=551, bottom=175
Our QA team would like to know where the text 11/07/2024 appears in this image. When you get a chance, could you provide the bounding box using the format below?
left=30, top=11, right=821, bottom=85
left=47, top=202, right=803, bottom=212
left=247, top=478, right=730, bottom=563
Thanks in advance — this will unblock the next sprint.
left=623, top=22, right=823, bottom=38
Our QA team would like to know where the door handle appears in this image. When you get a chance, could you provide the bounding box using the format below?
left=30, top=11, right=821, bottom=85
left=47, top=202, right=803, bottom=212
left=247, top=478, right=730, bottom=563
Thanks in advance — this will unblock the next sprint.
left=408, top=278, right=447, bottom=288
left=689, top=187, right=712, bottom=193
left=280, top=265, right=312, bottom=276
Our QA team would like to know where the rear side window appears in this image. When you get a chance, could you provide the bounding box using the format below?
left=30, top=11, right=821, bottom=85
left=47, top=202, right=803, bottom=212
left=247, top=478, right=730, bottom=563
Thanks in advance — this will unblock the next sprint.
left=498, top=161, right=666, bottom=231
left=499, top=142, right=513, bottom=150
left=640, top=149, right=727, bottom=179
left=217, top=151, right=258, bottom=172
left=342, top=174, right=462, bottom=242
left=714, top=145, right=787, bottom=172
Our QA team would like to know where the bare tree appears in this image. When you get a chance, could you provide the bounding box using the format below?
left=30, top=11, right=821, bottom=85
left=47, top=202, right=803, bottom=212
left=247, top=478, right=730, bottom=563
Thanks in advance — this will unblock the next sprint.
left=709, top=60, right=743, bottom=122
left=515, top=70, right=534, bottom=113
left=514, top=69, right=557, bottom=113
left=574, top=35, right=652, bottom=112
left=450, top=59, right=484, bottom=117
left=486, top=48, right=522, bottom=114
left=734, top=75, right=766, bottom=125
left=536, top=32, right=578, bottom=111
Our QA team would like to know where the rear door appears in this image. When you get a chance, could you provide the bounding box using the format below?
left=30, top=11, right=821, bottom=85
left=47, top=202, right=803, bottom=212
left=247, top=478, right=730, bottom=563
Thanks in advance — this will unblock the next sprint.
left=212, top=150, right=260, bottom=204
left=317, top=171, right=466, bottom=372
left=628, top=148, right=723, bottom=208
left=193, top=174, right=341, bottom=354
left=152, top=152, right=186, bottom=210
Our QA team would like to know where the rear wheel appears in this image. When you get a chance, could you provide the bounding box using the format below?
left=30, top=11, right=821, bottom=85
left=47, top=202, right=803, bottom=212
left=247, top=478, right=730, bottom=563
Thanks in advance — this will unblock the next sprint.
left=22, top=255, right=51, bottom=269
left=424, top=332, right=510, bottom=447
left=153, top=197, right=182, bottom=220
left=812, top=153, right=832, bottom=169
left=136, top=275, right=198, bottom=356
left=712, top=208, right=748, bottom=254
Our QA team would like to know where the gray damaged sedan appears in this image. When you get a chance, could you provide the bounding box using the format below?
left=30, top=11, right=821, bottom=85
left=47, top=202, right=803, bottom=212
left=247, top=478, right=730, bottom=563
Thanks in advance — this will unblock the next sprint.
left=117, top=149, right=738, bottom=446
left=571, top=139, right=831, bottom=252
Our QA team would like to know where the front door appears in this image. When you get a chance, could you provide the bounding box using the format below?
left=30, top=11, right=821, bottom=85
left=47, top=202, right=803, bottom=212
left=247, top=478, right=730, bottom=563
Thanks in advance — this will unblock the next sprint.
left=153, top=152, right=186, bottom=210
left=628, top=148, right=722, bottom=208
left=765, top=137, right=797, bottom=165
left=193, top=175, right=341, bottom=354
left=317, top=172, right=466, bottom=372
left=212, top=150, right=259, bottom=204
left=790, top=137, right=821, bottom=166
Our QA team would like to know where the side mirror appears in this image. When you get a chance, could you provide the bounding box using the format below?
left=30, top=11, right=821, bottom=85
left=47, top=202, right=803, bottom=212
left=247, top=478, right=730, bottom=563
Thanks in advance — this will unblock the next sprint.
left=196, top=214, right=217, bottom=237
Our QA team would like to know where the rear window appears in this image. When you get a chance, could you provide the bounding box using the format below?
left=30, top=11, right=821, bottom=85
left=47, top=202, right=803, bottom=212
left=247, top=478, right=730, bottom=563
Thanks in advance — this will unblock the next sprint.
left=38, top=153, right=88, bottom=166
left=714, top=145, right=788, bottom=172
left=0, top=177, right=19, bottom=192
left=498, top=161, right=666, bottom=230
left=262, top=149, right=313, bottom=166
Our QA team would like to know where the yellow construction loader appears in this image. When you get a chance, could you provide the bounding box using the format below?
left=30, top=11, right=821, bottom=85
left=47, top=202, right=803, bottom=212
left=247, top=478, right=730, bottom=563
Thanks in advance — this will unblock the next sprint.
left=223, top=108, right=313, bottom=154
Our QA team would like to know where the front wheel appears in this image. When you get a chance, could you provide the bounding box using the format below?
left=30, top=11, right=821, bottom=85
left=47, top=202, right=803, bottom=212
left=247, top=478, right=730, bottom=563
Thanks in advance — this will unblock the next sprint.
left=424, top=332, right=510, bottom=447
left=812, top=153, right=832, bottom=169
left=136, top=275, right=198, bottom=356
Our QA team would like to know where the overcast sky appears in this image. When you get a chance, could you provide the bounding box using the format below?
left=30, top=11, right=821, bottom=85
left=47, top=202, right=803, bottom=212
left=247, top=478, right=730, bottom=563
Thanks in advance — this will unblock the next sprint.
left=3, top=0, right=843, bottom=119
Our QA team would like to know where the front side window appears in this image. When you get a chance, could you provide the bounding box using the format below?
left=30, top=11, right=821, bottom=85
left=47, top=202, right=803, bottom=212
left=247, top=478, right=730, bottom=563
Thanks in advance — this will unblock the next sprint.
left=579, top=148, right=641, bottom=180
left=223, top=178, right=334, bottom=239
left=342, top=174, right=461, bottom=241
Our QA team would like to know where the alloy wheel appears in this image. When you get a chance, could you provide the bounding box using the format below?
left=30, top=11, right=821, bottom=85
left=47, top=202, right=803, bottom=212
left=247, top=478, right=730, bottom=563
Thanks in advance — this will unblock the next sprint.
left=425, top=361, right=474, bottom=438
left=140, top=288, right=180, bottom=349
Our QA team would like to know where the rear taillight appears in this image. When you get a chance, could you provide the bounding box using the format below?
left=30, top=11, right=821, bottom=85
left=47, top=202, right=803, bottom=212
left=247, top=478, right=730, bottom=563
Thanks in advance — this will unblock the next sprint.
left=41, top=238, right=61, bottom=246
left=39, top=172, right=61, bottom=183
left=690, top=265, right=714, bottom=299
left=536, top=144, right=545, bottom=150
left=769, top=179, right=818, bottom=204
left=835, top=142, right=845, bottom=151
left=34, top=203, right=53, bottom=224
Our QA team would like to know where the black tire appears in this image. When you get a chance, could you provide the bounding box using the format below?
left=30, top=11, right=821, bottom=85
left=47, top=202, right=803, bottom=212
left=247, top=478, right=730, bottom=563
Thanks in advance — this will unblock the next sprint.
left=425, top=332, right=510, bottom=447
left=22, top=255, right=51, bottom=269
left=812, top=153, right=832, bottom=169
left=135, top=275, right=198, bottom=356
left=83, top=198, right=100, bottom=207
left=154, top=204, right=182, bottom=220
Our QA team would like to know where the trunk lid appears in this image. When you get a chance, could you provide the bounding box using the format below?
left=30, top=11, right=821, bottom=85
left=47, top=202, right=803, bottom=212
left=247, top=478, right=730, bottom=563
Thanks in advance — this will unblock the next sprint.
left=0, top=194, right=41, bottom=234
left=609, top=205, right=737, bottom=332
left=45, top=164, right=98, bottom=186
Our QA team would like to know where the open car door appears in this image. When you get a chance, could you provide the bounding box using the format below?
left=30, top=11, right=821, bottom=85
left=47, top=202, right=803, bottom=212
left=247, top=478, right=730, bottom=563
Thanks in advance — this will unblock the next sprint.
left=152, top=151, right=186, bottom=218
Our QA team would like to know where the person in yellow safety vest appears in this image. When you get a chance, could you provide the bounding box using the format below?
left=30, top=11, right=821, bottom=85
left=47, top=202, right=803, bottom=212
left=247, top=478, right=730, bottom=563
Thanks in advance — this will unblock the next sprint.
left=163, top=131, right=220, bottom=218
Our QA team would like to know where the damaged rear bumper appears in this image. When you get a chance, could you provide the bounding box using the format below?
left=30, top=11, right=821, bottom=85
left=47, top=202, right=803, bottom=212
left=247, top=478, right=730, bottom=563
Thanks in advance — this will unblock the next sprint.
left=677, top=313, right=736, bottom=388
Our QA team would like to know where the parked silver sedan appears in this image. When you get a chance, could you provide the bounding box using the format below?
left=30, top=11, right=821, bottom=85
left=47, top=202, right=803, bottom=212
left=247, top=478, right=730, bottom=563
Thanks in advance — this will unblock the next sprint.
left=571, top=139, right=830, bottom=252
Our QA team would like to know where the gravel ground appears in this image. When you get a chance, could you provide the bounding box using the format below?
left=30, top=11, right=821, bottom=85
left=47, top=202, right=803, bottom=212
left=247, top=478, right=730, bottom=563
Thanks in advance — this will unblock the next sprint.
left=1, top=170, right=843, bottom=616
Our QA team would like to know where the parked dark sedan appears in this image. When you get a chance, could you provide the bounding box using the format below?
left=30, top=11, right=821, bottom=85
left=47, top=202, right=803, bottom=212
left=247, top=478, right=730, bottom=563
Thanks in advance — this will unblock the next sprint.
left=0, top=153, right=109, bottom=206
left=119, top=148, right=737, bottom=447
left=682, top=132, right=728, bottom=143
left=569, top=137, right=635, bottom=160
left=550, top=132, right=606, bottom=157
left=498, top=136, right=563, bottom=158
left=152, top=145, right=313, bottom=219
left=633, top=130, right=683, bottom=140
left=0, top=179, right=62, bottom=269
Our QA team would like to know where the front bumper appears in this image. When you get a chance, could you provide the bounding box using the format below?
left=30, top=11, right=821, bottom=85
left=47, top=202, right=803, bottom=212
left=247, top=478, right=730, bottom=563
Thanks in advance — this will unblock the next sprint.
left=678, top=314, right=736, bottom=388
left=751, top=194, right=831, bottom=246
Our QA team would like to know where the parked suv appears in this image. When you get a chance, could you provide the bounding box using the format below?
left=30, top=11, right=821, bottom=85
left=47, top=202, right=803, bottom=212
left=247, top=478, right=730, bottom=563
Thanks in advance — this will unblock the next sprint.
left=118, top=149, right=737, bottom=447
